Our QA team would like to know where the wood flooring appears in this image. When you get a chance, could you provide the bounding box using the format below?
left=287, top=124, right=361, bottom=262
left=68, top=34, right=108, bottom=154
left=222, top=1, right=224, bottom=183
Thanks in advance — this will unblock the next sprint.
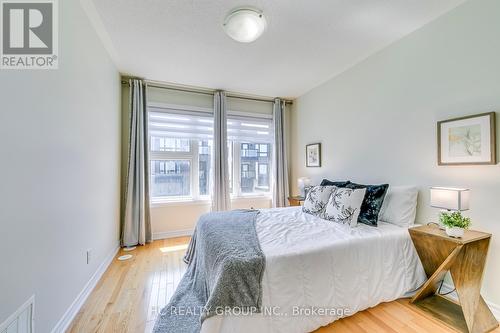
left=68, top=238, right=499, bottom=333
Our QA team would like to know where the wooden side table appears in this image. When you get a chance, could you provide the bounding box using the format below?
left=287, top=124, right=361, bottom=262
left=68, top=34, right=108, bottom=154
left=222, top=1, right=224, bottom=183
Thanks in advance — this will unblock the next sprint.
left=408, top=225, right=498, bottom=333
left=288, top=196, right=305, bottom=206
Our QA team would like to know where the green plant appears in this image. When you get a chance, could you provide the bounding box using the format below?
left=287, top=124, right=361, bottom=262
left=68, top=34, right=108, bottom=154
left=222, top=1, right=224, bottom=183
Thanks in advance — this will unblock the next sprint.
left=440, top=211, right=471, bottom=229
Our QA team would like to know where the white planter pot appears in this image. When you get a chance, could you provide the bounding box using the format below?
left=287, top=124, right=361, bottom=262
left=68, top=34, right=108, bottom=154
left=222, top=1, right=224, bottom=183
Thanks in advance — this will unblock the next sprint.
left=445, top=226, right=465, bottom=238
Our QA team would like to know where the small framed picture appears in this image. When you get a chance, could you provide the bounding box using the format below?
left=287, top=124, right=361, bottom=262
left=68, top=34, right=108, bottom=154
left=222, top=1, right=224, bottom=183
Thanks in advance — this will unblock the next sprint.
left=306, top=143, right=321, bottom=167
left=437, top=112, right=496, bottom=165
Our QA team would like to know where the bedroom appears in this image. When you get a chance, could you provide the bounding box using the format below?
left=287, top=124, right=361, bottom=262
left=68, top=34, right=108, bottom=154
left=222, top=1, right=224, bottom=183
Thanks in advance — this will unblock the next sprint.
left=0, top=0, right=499, bottom=332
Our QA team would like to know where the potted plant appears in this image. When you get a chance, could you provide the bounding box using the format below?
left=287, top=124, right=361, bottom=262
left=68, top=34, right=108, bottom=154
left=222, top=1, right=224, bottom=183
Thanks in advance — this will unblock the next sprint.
left=440, top=211, right=471, bottom=238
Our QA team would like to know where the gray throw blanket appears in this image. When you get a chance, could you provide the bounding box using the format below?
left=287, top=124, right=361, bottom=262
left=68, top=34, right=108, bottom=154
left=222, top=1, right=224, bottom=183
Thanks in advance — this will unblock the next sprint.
left=153, top=210, right=265, bottom=333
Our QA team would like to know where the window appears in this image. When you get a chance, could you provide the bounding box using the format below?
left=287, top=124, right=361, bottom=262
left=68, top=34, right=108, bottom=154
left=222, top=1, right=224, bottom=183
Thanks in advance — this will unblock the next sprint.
left=148, top=109, right=213, bottom=201
left=151, top=137, right=190, bottom=152
left=227, top=141, right=233, bottom=194
left=227, top=115, right=274, bottom=196
left=258, top=163, right=269, bottom=187
left=150, top=159, right=190, bottom=197
left=239, top=143, right=271, bottom=194
left=198, top=140, right=212, bottom=196
left=148, top=105, right=274, bottom=201
left=258, top=144, right=268, bottom=156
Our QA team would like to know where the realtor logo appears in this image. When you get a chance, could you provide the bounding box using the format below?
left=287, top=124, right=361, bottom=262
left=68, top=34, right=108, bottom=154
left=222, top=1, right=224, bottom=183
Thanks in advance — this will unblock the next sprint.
left=1, top=0, right=58, bottom=69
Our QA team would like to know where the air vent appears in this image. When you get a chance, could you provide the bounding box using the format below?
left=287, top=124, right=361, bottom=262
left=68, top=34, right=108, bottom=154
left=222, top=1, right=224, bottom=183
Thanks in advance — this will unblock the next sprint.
left=0, top=296, right=34, bottom=333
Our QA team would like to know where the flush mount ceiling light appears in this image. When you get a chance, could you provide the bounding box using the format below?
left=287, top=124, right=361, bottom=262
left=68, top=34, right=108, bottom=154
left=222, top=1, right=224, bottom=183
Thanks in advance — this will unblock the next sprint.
left=223, top=8, right=267, bottom=43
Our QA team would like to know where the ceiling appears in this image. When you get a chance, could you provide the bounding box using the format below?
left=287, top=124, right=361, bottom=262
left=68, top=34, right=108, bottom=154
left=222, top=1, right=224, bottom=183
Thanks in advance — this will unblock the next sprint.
left=88, top=0, right=465, bottom=98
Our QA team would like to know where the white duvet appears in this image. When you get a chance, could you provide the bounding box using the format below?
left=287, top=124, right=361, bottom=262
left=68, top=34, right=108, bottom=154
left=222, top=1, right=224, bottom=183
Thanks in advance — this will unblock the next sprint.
left=201, top=207, right=426, bottom=333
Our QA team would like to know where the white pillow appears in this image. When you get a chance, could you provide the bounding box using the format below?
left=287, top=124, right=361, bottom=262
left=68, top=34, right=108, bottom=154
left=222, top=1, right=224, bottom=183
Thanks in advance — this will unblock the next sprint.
left=323, top=187, right=367, bottom=227
left=302, top=185, right=337, bottom=216
left=379, top=186, right=418, bottom=227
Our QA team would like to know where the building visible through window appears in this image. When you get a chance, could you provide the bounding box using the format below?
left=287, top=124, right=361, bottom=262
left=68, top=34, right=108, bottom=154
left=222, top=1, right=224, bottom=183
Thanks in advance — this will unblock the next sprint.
left=240, top=143, right=271, bottom=193
left=150, top=159, right=190, bottom=197
left=151, top=137, right=190, bottom=152
left=198, top=140, right=211, bottom=196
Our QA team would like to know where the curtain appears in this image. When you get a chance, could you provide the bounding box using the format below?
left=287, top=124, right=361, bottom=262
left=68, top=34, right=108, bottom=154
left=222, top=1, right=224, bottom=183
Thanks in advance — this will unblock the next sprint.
left=272, top=98, right=289, bottom=207
left=212, top=91, right=231, bottom=211
left=122, top=79, right=152, bottom=246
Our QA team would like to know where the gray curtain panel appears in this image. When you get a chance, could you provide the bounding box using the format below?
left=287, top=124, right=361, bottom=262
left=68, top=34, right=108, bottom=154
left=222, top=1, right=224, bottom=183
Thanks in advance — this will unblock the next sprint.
left=272, top=98, right=289, bottom=207
left=122, top=79, right=152, bottom=246
left=212, top=91, right=231, bottom=211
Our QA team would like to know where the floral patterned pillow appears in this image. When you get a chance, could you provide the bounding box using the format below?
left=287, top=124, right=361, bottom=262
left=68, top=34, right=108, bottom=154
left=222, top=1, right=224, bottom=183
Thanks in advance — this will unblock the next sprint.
left=322, top=188, right=367, bottom=227
left=302, top=185, right=337, bottom=216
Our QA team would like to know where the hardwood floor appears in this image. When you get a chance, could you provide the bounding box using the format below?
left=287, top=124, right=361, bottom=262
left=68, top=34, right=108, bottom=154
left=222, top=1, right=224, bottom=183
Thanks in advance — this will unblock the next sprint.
left=68, top=237, right=190, bottom=333
left=69, top=238, right=499, bottom=333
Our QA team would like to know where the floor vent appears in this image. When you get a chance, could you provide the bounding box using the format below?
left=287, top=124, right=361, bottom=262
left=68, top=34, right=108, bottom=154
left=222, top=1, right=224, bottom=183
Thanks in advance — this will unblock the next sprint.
left=0, top=296, right=34, bottom=333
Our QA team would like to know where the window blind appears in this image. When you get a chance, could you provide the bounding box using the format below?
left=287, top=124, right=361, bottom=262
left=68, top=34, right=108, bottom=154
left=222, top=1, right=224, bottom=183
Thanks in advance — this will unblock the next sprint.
left=149, top=105, right=273, bottom=143
left=148, top=107, right=213, bottom=139
left=227, top=114, right=274, bottom=143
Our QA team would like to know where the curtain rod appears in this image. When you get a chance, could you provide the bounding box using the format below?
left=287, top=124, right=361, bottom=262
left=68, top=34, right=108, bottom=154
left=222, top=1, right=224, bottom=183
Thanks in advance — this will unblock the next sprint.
left=121, top=79, right=293, bottom=104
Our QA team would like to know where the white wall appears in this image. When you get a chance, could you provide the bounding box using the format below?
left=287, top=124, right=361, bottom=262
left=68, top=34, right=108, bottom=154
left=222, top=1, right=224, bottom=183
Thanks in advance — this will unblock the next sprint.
left=291, top=0, right=500, bottom=305
left=0, top=0, right=121, bottom=331
left=151, top=198, right=272, bottom=237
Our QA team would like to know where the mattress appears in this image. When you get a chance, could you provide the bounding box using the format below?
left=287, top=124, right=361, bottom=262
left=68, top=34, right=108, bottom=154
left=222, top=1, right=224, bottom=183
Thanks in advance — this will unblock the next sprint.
left=201, top=207, right=427, bottom=333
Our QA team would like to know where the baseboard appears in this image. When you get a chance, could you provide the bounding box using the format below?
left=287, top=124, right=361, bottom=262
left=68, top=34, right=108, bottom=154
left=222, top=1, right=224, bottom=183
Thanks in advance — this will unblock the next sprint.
left=153, top=229, right=193, bottom=240
left=51, top=242, right=120, bottom=333
left=441, top=283, right=500, bottom=321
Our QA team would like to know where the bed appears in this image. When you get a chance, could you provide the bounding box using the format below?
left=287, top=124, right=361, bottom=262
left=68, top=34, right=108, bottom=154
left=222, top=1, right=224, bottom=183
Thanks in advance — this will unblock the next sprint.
left=200, top=206, right=427, bottom=333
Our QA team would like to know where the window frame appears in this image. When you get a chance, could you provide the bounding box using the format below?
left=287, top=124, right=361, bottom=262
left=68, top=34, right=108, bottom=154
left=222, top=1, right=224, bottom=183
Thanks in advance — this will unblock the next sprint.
left=149, top=140, right=199, bottom=201
left=148, top=103, right=274, bottom=203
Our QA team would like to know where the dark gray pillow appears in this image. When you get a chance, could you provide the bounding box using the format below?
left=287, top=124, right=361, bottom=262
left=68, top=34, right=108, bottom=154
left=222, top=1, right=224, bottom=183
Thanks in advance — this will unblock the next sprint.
left=346, top=182, right=389, bottom=227
left=320, top=179, right=351, bottom=187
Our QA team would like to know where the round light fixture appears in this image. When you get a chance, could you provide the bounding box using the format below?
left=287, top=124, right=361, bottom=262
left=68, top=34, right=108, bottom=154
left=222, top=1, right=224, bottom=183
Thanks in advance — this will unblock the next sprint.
left=223, top=8, right=267, bottom=43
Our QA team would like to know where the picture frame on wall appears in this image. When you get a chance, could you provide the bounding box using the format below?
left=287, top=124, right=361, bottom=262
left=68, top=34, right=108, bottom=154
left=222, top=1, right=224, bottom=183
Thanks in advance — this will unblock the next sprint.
left=306, top=143, right=321, bottom=167
left=437, top=112, right=496, bottom=165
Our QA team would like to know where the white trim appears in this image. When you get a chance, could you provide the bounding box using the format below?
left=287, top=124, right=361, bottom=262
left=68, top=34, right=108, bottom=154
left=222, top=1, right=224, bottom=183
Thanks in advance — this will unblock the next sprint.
left=51, top=243, right=120, bottom=333
left=489, top=301, right=500, bottom=321
left=0, top=295, right=35, bottom=332
left=153, top=229, right=194, bottom=240
left=150, top=195, right=272, bottom=208
left=80, top=0, right=121, bottom=68
left=151, top=198, right=210, bottom=207
left=441, top=282, right=500, bottom=320
left=232, top=195, right=272, bottom=201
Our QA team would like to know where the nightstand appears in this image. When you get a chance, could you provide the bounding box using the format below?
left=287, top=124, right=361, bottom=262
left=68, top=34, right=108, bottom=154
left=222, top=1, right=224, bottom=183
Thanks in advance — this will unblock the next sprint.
left=288, top=196, right=305, bottom=206
left=408, top=225, right=498, bottom=333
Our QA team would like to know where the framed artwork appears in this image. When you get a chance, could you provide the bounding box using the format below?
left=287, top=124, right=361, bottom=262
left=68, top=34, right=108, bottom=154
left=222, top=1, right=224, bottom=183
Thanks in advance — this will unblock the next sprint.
left=437, top=112, right=496, bottom=165
left=306, top=143, right=321, bottom=167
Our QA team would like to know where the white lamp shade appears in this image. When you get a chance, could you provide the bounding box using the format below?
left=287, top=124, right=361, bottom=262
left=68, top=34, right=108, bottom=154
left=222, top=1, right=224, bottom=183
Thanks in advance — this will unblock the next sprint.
left=297, top=177, right=311, bottom=197
left=223, top=9, right=267, bottom=43
left=430, top=187, right=470, bottom=211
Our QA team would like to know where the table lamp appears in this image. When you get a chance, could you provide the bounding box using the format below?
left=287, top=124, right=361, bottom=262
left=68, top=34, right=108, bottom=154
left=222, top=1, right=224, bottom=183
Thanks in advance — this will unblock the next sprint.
left=430, top=187, right=470, bottom=233
left=430, top=187, right=470, bottom=211
left=297, top=177, right=311, bottom=198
